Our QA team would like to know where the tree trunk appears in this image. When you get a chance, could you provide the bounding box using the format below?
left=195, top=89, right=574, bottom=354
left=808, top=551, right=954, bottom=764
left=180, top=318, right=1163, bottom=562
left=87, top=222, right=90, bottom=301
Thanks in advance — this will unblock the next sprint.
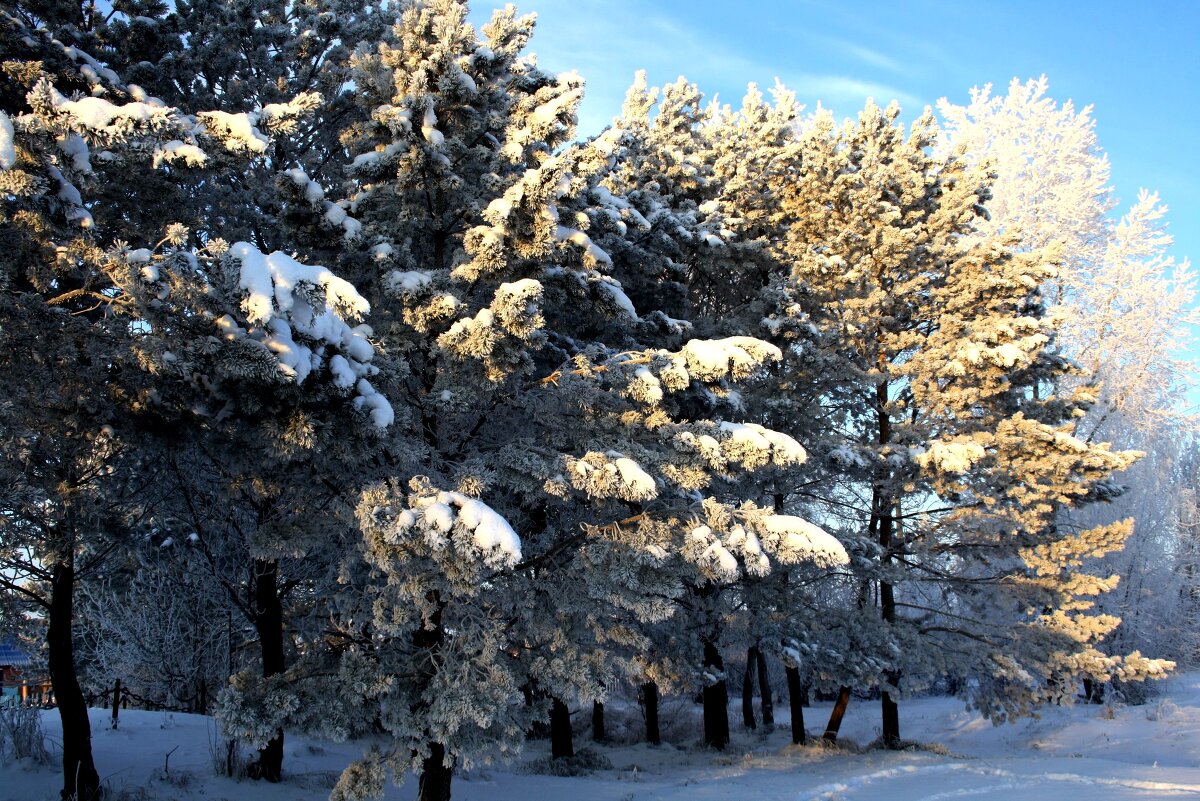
left=49, top=560, right=101, bottom=801
left=550, top=697, right=574, bottom=758
left=702, top=638, right=729, bottom=750
left=247, top=558, right=285, bottom=782
left=414, top=597, right=450, bottom=800
left=742, top=646, right=757, bottom=729
left=881, top=670, right=901, bottom=748
left=756, top=649, right=774, bottom=727
left=640, top=681, right=660, bottom=745
left=786, top=666, right=806, bottom=745
left=822, top=686, right=852, bottom=742
left=875, top=386, right=902, bottom=750
left=111, top=678, right=121, bottom=729
left=417, top=742, right=452, bottom=801
left=591, top=700, right=606, bottom=743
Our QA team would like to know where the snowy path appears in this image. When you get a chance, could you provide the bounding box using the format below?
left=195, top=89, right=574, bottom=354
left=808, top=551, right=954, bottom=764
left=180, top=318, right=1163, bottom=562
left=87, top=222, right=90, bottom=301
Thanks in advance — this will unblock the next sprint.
left=7, top=675, right=1200, bottom=800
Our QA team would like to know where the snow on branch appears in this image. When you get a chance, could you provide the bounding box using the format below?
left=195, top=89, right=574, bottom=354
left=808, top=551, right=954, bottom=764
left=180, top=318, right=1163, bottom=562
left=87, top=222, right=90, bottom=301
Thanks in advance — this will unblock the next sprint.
left=281, top=167, right=362, bottom=241
left=652, top=337, right=783, bottom=391
left=391, top=488, right=522, bottom=568
left=755, top=514, right=849, bottom=568
left=563, top=451, right=658, bottom=502
left=916, top=439, right=988, bottom=473
left=223, top=242, right=392, bottom=428
left=719, top=421, right=807, bottom=468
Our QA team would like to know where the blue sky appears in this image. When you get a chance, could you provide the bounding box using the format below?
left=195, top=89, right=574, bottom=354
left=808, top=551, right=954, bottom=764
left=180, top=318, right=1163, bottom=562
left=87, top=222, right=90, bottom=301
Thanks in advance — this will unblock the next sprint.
left=468, top=0, right=1199, bottom=279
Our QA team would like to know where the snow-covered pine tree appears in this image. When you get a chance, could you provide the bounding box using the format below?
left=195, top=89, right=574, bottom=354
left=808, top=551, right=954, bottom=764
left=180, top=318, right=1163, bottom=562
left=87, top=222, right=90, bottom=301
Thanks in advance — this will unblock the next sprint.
left=592, top=73, right=742, bottom=748
left=2, top=4, right=395, bottom=787
left=770, top=99, right=1169, bottom=746
left=76, top=0, right=407, bottom=782
left=218, top=4, right=852, bottom=799
left=0, top=10, right=190, bottom=795
left=590, top=73, right=842, bottom=750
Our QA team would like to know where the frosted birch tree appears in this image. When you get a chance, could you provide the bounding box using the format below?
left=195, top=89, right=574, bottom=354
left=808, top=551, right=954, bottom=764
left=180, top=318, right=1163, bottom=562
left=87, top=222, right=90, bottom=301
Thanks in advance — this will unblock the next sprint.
left=939, top=76, right=1199, bottom=677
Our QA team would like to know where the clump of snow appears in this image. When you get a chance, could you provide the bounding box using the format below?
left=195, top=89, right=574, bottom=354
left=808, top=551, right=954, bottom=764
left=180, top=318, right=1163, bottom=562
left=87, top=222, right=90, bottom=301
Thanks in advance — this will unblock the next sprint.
left=719, top=421, right=807, bottom=468
left=225, top=242, right=391, bottom=428
left=258, top=92, right=321, bottom=127
left=370, top=242, right=394, bottom=261
left=354, top=378, right=393, bottom=428
left=197, top=110, right=269, bottom=153
left=829, top=444, right=872, bottom=469
left=678, top=336, right=782, bottom=382
left=628, top=367, right=663, bottom=405
left=351, top=140, right=406, bottom=171
left=1054, top=431, right=1090, bottom=453
left=595, top=276, right=637, bottom=318
left=231, top=242, right=367, bottom=324
left=613, top=456, right=656, bottom=499
left=917, top=440, right=988, bottom=473
left=49, top=83, right=172, bottom=133
left=555, top=225, right=613, bottom=268
left=46, top=164, right=92, bottom=227
left=385, top=270, right=434, bottom=294
left=565, top=451, right=658, bottom=502
left=725, top=524, right=770, bottom=576
left=57, top=132, right=91, bottom=172
left=125, top=248, right=157, bottom=281
left=282, top=167, right=361, bottom=240
left=152, top=139, right=207, bottom=168
left=421, top=104, right=444, bottom=147
left=757, top=514, right=848, bottom=567
left=688, top=524, right=740, bottom=581
left=399, top=490, right=522, bottom=567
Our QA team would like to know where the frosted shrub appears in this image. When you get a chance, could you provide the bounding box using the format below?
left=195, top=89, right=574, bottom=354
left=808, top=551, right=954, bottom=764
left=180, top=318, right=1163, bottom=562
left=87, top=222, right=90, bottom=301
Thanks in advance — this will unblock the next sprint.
left=0, top=706, right=50, bottom=764
left=1146, top=697, right=1180, bottom=722
left=206, top=721, right=249, bottom=779
left=523, top=748, right=613, bottom=777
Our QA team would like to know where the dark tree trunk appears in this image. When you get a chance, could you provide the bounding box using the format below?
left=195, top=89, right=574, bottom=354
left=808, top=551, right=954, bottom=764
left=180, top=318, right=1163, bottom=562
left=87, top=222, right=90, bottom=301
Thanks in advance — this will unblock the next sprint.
left=111, top=678, right=121, bottom=729
left=247, top=558, right=285, bottom=782
left=786, top=666, right=806, bottom=745
left=1083, top=678, right=1105, bottom=704
left=822, top=686, right=852, bottom=742
left=741, top=646, right=757, bottom=729
left=881, top=669, right=901, bottom=748
left=550, top=698, right=574, bottom=758
left=413, top=598, right=450, bottom=799
left=756, top=649, right=774, bottom=727
left=591, top=700, right=606, bottom=743
left=49, top=560, right=101, bottom=801
left=417, top=742, right=452, bottom=801
left=875, top=384, right=902, bottom=750
left=702, top=638, right=729, bottom=750
left=640, top=681, right=661, bottom=745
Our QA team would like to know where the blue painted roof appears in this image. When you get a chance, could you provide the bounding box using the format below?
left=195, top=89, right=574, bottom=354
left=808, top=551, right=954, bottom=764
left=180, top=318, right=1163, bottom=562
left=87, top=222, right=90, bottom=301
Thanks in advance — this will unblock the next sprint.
left=0, top=637, right=31, bottom=667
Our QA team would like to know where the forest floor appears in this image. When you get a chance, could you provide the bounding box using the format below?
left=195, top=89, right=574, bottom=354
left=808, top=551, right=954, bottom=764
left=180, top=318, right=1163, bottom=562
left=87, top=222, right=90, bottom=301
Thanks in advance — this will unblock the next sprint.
left=5, top=673, right=1200, bottom=800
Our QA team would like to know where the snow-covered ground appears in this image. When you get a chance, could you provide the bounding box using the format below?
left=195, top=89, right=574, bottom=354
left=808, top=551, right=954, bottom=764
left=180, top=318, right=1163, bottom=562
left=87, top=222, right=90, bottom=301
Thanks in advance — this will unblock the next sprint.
left=7, top=674, right=1200, bottom=800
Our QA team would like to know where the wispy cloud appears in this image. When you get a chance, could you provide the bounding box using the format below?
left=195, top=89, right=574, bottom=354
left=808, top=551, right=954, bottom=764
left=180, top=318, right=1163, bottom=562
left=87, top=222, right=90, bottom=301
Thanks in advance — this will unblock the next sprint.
left=844, top=43, right=905, bottom=74
left=469, top=0, right=927, bottom=132
left=777, top=73, right=924, bottom=114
